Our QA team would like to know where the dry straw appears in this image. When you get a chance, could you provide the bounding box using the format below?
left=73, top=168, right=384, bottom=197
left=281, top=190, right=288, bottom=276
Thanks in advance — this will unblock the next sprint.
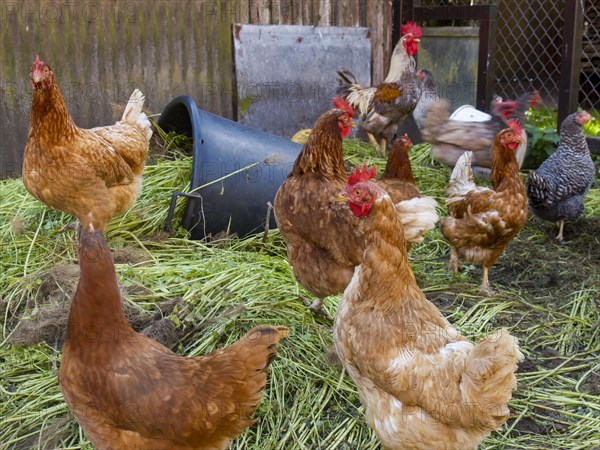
left=1, top=135, right=598, bottom=449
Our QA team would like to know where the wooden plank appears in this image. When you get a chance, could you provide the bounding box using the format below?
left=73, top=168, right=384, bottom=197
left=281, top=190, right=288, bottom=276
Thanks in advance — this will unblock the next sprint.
left=301, top=0, right=314, bottom=24
left=358, top=0, right=368, bottom=26
left=339, top=0, right=360, bottom=27
left=250, top=0, right=271, bottom=24
left=476, top=6, right=498, bottom=111
left=558, top=0, right=584, bottom=128
left=271, top=0, right=281, bottom=24
left=234, top=0, right=252, bottom=23
left=280, top=0, right=294, bottom=24
left=367, top=0, right=386, bottom=84
left=318, top=0, right=331, bottom=26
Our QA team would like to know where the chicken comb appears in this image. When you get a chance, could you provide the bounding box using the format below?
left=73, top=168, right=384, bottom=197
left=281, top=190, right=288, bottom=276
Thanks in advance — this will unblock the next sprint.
left=332, top=96, right=354, bottom=117
left=507, top=119, right=522, bottom=136
left=33, top=54, right=43, bottom=69
left=401, top=22, right=422, bottom=39
left=348, top=162, right=377, bottom=186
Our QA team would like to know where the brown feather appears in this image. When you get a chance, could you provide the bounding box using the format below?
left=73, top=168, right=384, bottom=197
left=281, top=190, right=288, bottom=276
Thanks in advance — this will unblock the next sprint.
left=274, top=108, right=364, bottom=299
left=22, top=63, right=150, bottom=231
left=334, top=184, right=523, bottom=450
left=59, top=231, right=287, bottom=449
left=441, top=128, right=528, bottom=270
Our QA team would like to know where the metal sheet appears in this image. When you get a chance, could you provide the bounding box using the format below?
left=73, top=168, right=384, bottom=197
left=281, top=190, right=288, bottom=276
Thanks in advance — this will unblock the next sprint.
left=233, top=24, right=371, bottom=137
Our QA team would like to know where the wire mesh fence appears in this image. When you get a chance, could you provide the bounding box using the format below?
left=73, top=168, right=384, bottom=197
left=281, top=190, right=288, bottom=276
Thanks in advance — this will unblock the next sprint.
left=581, top=0, right=600, bottom=108
left=414, top=0, right=599, bottom=112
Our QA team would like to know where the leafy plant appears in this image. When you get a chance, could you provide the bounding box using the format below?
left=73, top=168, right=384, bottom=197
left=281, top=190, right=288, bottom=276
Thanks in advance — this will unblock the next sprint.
left=524, top=108, right=599, bottom=170
left=523, top=108, right=560, bottom=170
left=583, top=109, right=600, bottom=136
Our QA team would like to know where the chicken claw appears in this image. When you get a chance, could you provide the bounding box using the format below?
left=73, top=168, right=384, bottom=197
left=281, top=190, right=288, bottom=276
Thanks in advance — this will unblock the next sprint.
left=58, top=219, right=81, bottom=234
left=300, top=296, right=331, bottom=321
left=478, top=267, right=495, bottom=296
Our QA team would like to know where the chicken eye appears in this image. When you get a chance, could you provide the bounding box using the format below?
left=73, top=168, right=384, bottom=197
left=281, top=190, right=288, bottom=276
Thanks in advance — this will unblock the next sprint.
left=354, top=189, right=361, bottom=196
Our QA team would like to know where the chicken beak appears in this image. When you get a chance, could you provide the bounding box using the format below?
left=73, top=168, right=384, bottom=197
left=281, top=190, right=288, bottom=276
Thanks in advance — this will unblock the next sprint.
left=413, top=38, right=421, bottom=43
left=335, top=193, right=348, bottom=203
left=349, top=122, right=356, bottom=128
left=32, top=75, right=41, bottom=84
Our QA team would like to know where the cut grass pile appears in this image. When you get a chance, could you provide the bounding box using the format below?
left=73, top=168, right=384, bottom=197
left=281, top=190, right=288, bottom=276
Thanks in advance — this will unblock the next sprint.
left=1, top=138, right=599, bottom=449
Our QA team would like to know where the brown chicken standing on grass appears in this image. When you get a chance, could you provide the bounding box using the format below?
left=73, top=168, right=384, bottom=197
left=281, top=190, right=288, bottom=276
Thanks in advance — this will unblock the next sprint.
left=334, top=165, right=523, bottom=450
left=59, top=227, right=288, bottom=450
left=441, top=120, right=529, bottom=295
left=22, top=55, right=152, bottom=231
left=274, top=98, right=360, bottom=318
left=275, top=100, right=438, bottom=318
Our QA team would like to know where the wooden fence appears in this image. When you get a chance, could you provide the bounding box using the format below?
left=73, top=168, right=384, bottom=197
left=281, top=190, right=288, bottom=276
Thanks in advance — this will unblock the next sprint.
left=0, top=0, right=394, bottom=178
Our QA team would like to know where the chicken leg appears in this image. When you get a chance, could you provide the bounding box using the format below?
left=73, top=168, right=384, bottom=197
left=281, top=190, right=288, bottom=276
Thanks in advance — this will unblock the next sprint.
left=479, top=266, right=495, bottom=296
left=378, top=137, right=387, bottom=156
left=367, top=132, right=379, bottom=150
left=556, top=220, right=565, bottom=241
left=447, top=246, right=460, bottom=273
left=301, top=297, right=331, bottom=321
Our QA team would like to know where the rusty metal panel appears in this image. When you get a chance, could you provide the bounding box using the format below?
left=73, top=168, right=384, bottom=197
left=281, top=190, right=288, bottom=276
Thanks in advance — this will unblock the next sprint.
left=232, top=24, right=371, bottom=137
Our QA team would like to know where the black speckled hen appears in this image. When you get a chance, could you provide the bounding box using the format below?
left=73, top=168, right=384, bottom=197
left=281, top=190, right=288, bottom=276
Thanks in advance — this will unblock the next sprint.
left=526, top=111, right=596, bottom=241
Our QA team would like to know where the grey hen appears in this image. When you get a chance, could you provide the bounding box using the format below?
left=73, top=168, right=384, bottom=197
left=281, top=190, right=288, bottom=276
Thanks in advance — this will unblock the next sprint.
left=527, top=111, right=596, bottom=241
left=412, top=69, right=438, bottom=130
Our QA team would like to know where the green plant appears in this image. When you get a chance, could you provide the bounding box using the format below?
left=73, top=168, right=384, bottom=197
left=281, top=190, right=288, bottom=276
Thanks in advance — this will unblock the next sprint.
left=523, top=109, right=560, bottom=170
left=524, top=108, right=600, bottom=170
left=583, top=110, right=600, bottom=137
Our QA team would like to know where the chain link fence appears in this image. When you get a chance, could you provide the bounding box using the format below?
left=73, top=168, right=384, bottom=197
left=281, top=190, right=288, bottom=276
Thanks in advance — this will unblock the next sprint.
left=581, top=0, right=600, bottom=108
left=414, top=0, right=599, bottom=111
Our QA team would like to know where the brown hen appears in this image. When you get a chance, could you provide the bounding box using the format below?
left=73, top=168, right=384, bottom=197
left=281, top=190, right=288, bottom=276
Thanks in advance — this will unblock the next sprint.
left=22, top=56, right=151, bottom=231
left=441, top=120, right=529, bottom=294
left=59, top=229, right=287, bottom=450
left=274, top=99, right=362, bottom=317
left=375, top=135, right=439, bottom=244
left=334, top=165, right=523, bottom=450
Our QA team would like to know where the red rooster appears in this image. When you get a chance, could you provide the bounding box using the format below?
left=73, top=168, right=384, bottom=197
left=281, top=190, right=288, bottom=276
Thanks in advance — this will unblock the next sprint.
left=336, top=22, right=422, bottom=155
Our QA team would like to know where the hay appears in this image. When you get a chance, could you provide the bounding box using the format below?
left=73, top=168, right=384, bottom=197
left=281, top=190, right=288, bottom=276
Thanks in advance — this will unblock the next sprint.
left=1, top=137, right=599, bottom=450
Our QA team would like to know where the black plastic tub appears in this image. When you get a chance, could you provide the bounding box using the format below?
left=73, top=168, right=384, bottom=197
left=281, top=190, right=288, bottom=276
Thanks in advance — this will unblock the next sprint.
left=158, top=95, right=302, bottom=239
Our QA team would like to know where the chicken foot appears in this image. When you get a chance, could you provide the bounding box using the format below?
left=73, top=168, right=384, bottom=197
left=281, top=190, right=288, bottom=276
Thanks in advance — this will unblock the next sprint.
left=478, top=266, right=495, bottom=296
left=300, top=296, right=331, bottom=321
left=58, top=219, right=81, bottom=234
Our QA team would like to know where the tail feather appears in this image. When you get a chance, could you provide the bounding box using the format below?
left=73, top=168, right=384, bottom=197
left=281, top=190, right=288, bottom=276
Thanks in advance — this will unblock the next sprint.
left=336, top=66, right=359, bottom=86
left=526, top=170, right=551, bottom=208
left=240, top=325, right=288, bottom=370
left=122, top=89, right=152, bottom=141
left=446, top=151, right=475, bottom=198
left=461, top=328, right=524, bottom=429
left=395, top=196, right=439, bottom=243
